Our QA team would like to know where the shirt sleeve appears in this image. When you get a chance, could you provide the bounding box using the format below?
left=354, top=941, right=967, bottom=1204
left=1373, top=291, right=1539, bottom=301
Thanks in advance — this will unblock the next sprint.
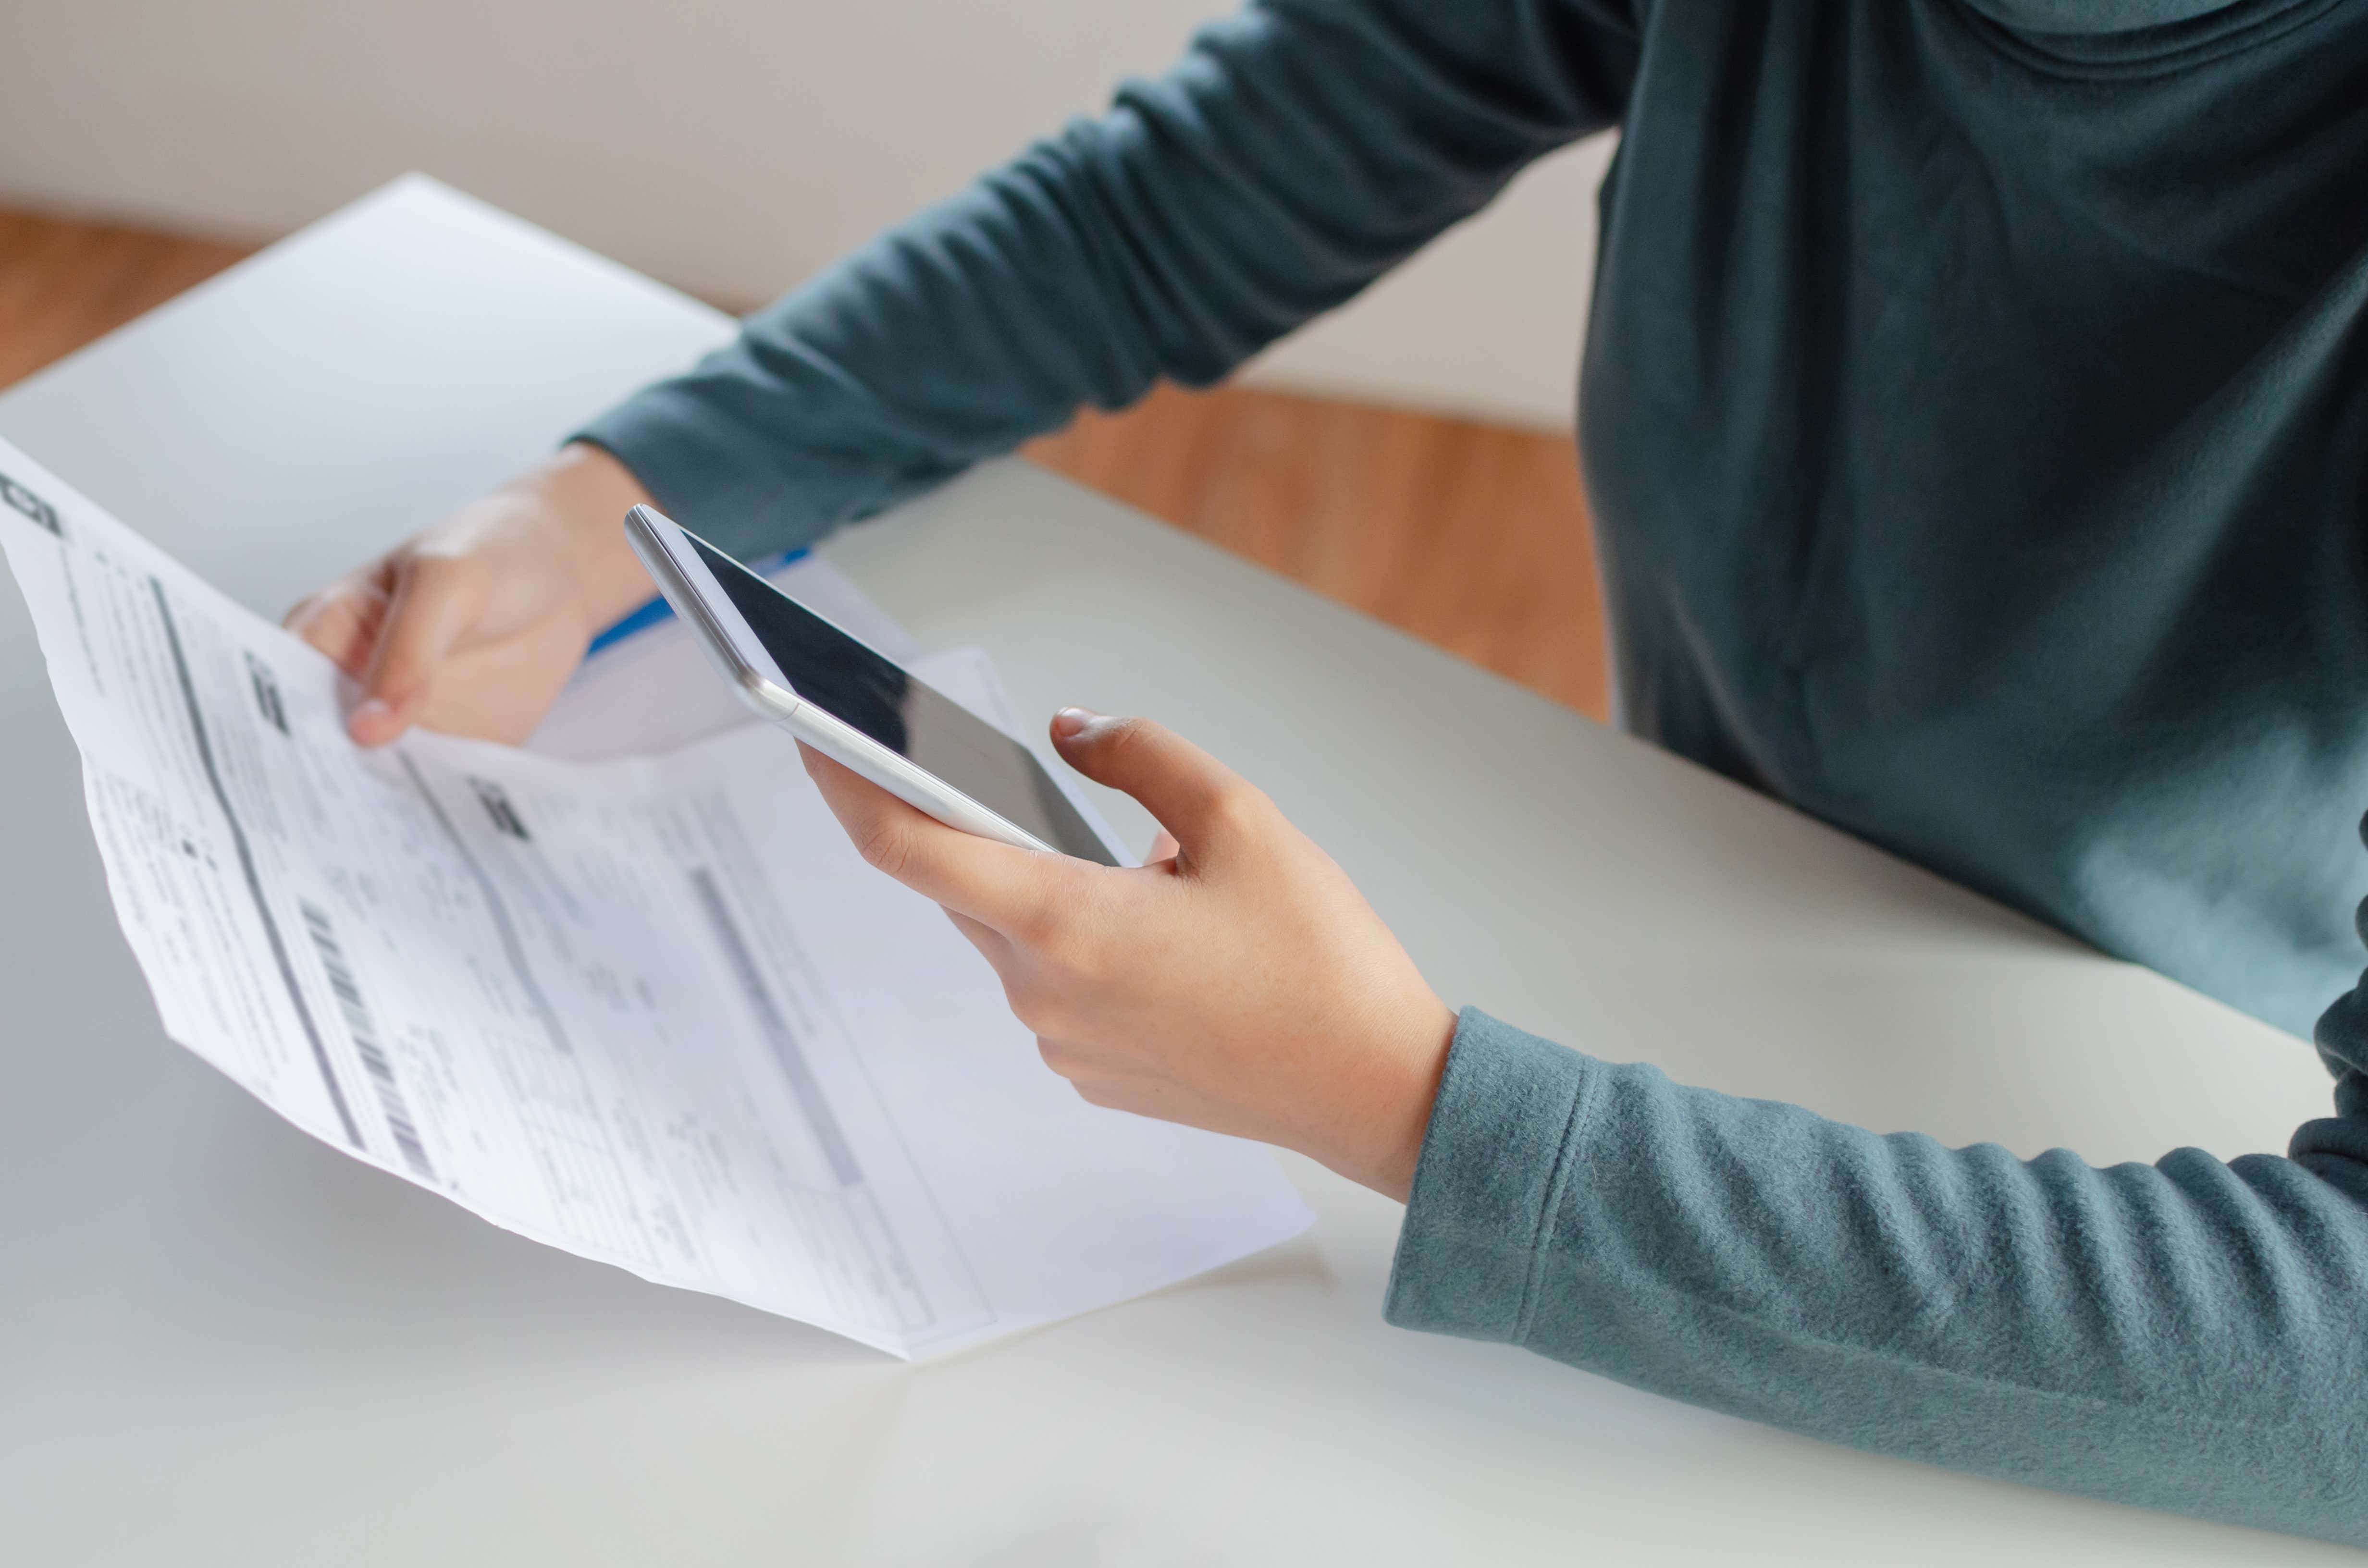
left=1390, top=956, right=2368, bottom=1545
left=571, top=0, right=1638, bottom=561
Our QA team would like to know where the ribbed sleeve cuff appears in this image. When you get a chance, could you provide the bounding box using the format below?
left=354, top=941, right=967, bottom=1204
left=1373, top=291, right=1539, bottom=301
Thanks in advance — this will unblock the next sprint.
left=1383, top=1007, right=1598, bottom=1346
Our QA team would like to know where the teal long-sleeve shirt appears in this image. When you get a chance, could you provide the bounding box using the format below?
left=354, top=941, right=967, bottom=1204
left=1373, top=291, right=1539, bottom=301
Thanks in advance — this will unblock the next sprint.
left=577, top=0, right=2368, bottom=1544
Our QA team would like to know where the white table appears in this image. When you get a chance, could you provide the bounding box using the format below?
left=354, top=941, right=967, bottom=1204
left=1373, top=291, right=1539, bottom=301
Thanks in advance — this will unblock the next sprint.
left=0, top=177, right=2347, bottom=1566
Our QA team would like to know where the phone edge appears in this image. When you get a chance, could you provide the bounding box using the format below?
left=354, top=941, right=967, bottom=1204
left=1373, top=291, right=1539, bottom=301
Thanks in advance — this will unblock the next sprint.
left=622, top=505, right=1065, bottom=859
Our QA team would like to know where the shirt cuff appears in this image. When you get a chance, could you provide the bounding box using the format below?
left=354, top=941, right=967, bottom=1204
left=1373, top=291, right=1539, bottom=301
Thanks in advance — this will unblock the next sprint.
left=1383, top=1006, right=1599, bottom=1346
left=572, top=384, right=837, bottom=563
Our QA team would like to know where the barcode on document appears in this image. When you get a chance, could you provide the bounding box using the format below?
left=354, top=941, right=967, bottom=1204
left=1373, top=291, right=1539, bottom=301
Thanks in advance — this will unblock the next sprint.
left=300, top=900, right=435, bottom=1181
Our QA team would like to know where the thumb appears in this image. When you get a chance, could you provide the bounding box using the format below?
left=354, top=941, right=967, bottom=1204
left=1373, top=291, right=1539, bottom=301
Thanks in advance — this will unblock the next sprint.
left=351, top=554, right=486, bottom=747
left=1050, top=710, right=1262, bottom=861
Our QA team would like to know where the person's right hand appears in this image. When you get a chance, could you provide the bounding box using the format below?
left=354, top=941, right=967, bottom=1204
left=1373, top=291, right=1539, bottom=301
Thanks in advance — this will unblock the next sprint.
left=284, top=442, right=659, bottom=747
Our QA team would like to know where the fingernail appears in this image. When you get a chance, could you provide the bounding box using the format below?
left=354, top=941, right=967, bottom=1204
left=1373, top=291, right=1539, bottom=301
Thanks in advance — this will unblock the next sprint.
left=350, top=698, right=394, bottom=732
left=1052, top=707, right=1102, bottom=739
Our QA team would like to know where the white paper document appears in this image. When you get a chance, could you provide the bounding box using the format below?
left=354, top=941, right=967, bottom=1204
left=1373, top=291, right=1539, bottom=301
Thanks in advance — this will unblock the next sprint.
left=0, top=438, right=1311, bottom=1358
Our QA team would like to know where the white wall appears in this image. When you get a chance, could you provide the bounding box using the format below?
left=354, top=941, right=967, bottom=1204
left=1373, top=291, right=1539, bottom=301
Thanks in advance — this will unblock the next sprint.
left=1, top=0, right=1611, bottom=429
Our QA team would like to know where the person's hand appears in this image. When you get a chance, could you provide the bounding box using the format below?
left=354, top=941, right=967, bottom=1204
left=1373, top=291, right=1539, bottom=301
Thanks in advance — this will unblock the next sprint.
left=284, top=442, right=658, bottom=747
left=801, top=710, right=1457, bottom=1200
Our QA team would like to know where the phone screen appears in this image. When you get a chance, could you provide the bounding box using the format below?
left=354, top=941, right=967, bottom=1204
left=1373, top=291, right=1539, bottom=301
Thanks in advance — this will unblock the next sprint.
left=691, top=537, right=1121, bottom=866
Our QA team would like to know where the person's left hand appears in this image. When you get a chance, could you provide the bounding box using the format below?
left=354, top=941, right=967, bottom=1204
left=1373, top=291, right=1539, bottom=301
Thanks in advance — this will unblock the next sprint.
left=800, top=709, right=1456, bottom=1200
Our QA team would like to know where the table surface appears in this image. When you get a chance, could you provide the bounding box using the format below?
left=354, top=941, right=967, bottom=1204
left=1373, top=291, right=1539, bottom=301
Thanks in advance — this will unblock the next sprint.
left=0, top=176, right=2348, bottom=1566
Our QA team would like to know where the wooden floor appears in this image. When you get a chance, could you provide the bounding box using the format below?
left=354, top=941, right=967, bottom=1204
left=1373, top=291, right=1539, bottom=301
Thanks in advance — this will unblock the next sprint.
left=0, top=209, right=252, bottom=388
left=0, top=207, right=1609, bottom=720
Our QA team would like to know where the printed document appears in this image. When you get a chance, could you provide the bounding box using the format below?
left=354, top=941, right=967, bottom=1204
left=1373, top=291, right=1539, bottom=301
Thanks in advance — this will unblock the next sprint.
left=0, top=438, right=1312, bottom=1358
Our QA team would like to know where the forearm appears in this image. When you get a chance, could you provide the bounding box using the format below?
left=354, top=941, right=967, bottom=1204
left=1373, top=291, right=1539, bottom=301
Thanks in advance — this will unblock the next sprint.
left=577, top=0, right=1637, bottom=561
left=1390, top=1010, right=2368, bottom=1546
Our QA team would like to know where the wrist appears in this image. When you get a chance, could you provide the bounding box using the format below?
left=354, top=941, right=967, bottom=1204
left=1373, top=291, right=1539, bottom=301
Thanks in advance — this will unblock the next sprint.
left=533, top=441, right=660, bottom=626
left=1315, top=999, right=1456, bottom=1203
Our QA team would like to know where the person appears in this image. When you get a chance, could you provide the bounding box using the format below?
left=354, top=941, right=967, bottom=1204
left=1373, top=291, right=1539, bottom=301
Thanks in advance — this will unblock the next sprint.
left=286, top=0, right=2368, bottom=1545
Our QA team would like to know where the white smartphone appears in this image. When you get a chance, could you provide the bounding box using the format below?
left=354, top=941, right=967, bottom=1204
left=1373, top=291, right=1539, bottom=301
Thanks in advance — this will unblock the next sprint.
left=623, top=503, right=1125, bottom=866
